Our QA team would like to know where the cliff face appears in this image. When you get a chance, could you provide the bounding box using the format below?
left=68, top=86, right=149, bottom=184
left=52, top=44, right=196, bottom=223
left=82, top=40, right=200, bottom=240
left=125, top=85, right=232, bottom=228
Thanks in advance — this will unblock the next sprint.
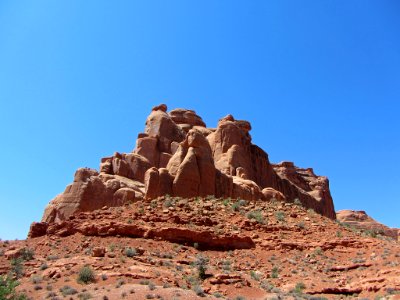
left=41, top=104, right=336, bottom=223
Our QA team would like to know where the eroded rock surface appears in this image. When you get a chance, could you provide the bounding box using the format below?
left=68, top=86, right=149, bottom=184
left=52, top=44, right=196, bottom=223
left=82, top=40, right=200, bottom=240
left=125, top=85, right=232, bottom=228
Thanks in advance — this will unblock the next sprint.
left=337, top=210, right=400, bottom=240
left=40, top=104, right=336, bottom=223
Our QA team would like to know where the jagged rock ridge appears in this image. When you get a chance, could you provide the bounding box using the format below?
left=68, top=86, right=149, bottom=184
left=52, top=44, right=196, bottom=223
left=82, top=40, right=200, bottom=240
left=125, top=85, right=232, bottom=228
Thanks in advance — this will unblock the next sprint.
left=40, top=104, right=335, bottom=224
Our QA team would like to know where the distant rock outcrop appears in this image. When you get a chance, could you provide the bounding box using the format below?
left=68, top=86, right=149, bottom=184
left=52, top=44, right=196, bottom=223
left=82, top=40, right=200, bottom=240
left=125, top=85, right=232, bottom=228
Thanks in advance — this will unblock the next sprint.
left=337, top=210, right=399, bottom=241
left=40, top=104, right=336, bottom=223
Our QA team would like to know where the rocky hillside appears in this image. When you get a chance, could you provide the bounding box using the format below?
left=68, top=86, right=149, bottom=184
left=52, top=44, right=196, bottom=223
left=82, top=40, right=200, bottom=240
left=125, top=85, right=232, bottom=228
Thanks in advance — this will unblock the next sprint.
left=40, top=104, right=335, bottom=225
left=337, top=210, right=400, bottom=241
left=2, top=197, right=400, bottom=299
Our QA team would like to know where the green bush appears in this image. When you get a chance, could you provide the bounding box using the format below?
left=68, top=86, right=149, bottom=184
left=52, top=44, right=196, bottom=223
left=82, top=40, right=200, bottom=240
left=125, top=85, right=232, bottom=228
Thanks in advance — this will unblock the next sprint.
left=20, top=248, right=34, bottom=261
left=231, top=199, right=246, bottom=211
left=77, top=266, right=95, bottom=284
left=275, top=211, right=285, bottom=222
left=271, top=266, right=279, bottom=278
left=124, top=247, right=137, bottom=257
left=0, top=275, right=27, bottom=300
left=246, top=210, right=264, bottom=224
left=60, top=285, right=78, bottom=296
left=10, top=258, right=24, bottom=279
left=294, top=282, right=306, bottom=294
left=194, top=255, right=209, bottom=280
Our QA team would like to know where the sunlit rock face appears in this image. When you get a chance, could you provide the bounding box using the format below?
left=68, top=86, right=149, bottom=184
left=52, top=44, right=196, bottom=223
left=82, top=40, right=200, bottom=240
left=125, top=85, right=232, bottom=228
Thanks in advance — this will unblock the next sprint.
left=41, top=104, right=336, bottom=223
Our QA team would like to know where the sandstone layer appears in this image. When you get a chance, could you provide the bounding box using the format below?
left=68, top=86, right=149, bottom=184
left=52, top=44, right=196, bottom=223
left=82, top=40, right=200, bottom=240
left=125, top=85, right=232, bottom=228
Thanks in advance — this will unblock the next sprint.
left=337, top=210, right=400, bottom=241
left=41, top=104, right=335, bottom=224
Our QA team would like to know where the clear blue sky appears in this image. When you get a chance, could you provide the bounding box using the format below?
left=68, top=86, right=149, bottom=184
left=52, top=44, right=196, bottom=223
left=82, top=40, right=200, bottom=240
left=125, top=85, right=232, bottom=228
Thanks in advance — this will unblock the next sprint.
left=1, top=1, right=399, bottom=240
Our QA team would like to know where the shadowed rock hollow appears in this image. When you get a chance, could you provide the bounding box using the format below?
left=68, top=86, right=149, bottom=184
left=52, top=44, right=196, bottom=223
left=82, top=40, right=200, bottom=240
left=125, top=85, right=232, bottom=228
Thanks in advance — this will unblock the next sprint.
left=40, top=104, right=335, bottom=224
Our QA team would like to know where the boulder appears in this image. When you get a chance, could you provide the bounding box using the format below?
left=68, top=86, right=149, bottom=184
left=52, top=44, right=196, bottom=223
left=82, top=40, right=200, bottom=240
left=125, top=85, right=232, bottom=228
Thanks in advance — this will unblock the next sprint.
left=113, top=188, right=135, bottom=205
left=262, top=187, right=286, bottom=201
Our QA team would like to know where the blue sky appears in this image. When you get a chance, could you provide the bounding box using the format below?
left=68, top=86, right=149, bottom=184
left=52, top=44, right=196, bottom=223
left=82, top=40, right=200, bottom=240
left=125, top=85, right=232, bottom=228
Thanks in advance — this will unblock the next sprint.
left=0, top=1, right=399, bottom=240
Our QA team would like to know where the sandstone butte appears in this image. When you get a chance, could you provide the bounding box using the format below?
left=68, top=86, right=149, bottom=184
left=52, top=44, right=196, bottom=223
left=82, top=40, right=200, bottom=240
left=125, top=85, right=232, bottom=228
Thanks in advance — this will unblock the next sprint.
left=1, top=104, right=399, bottom=300
left=38, top=103, right=336, bottom=226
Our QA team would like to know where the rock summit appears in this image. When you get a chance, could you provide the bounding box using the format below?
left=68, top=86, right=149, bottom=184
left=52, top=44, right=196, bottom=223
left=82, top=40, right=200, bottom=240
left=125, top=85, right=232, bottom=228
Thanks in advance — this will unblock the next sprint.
left=40, top=104, right=335, bottom=224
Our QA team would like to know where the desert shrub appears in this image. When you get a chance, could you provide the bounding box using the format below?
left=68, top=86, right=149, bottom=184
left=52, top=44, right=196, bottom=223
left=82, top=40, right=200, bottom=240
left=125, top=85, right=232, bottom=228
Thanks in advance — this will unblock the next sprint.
left=194, top=255, right=209, bottom=280
left=31, top=275, right=42, bottom=284
left=275, top=211, right=285, bottom=222
left=10, top=258, right=24, bottom=278
left=0, top=275, right=22, bottom=299
left=147, top=281, right=156, bottom=290
left=124, top=247, right=137, bottom=257
left=60, top=285, right=78, bottom=296
left=297, top=222, right=305, bottom=229
left=293, top=198, right=302, bottom=206
left=260, top=280, right=274, bottom=291
left=77, top=266, right=95, bottom=284
left=307, top=208, right=315, bottom=214
left=163, top=198, right=175, bottom=208
left=46, top=254, right=59, bottom=261
left=116, top=279, right=125, bottom=288
left=294, top=282, right=306, bottom=294
left=20, top=248, right=34, bottom=261
left=250, top=270, right=261, bottom=281
left=221, top=260, right=231, bottom=271
left=271, top=266, right=279, bottom=278
left=246, top=210, right=264, bottom=224
left=78, top=292, right=92, bottom=299
left=231, top=199, right=247, bottom=211
left=40, top=262, right=48, bottom=270
left=314, top=247, right=323, bottom=255
left=150, top=200, right=158, bottom=208
left=193, top=285, right=205, bottom=297
left=213, top=292, right=223, bottom=298
left=222, top=198, right=231, bottom=206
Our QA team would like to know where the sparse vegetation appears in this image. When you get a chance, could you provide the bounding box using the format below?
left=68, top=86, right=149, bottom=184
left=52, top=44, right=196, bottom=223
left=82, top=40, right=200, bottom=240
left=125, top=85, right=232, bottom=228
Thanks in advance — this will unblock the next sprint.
left=10, top=258, right=24, bottom=278
left=250, top=270, right=261, bottom=281
left=294, top=198, right=302, bottom=206
left=77, top=266, right=95, bottom=284
left=0, top=275, right=27, bottom=300
left=124, top=247, right=138, bottom=257
left=20, top=248, right=34, bottom=261
left=78, top=292, right=92, bottom=299
left=246, top=210, right=264, bottom=224
left=271, top=266, right=279, bottom=278
left=194, top=255, right=209, bottom=280
left=275, top=211, right=285, bottom=222
left=231, top=199, right=247, bottom=211
left=297, top=221, right=305, bottom=229
left=60, top=285, right=78, bottom=296
left=294, top=282, right=306, bottom=294
left=193, top=285, right=205, bottom=297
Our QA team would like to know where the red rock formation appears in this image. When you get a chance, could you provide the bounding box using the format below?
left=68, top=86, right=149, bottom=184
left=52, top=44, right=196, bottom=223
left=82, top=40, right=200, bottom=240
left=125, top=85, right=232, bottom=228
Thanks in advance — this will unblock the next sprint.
left=39, top=104, right=336, bottom=224
left=337, top=210, right=400, bottom=240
